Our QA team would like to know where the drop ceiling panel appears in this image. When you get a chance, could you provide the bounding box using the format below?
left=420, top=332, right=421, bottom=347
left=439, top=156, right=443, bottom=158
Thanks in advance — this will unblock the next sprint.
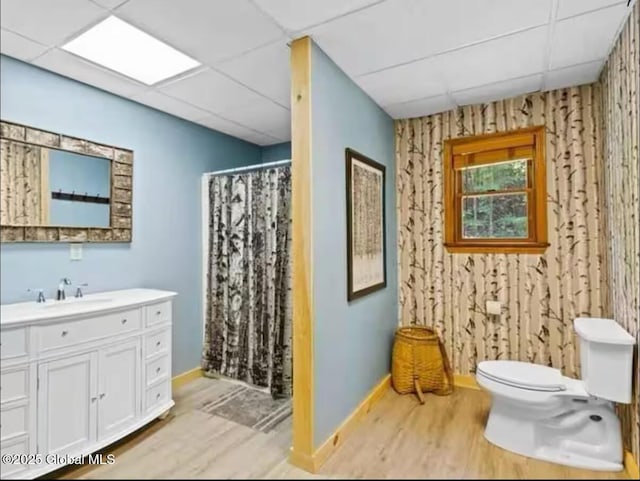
left=0, top=29, right=49, bottom=61
left=242, top=131, right=282, bottom=146
left=252, top=0, right=382, bottom=32
left=115, top=0, right=283, bottom=65
left=159, top=68, right=267, bottom=115
left=216, top=40, right=291, bottom=108
left=194, top=114, right=279, bottom=145
left=307, top=0, right=553, bottom=76
left=131, top=90, right=210, bottom=121
left=91, top=0, right=130, bottom=9
left=550, top=3, right=630, bottom=69
left=384, top=95, right=455, bottom=120
left=437, top=27, right=548, bottom=92
left=219, top=96, right=291, bottom=140
left=356, top=56, right=445, bottom=106
left=556, top=0, right=627, bottom=19
left=544, top=60, right=604, bottom=91
left=452, top=74, right=543, bottom=106
left=0, top=0, right=107, bottom=45
left=33, top=48, right=149, bottom=98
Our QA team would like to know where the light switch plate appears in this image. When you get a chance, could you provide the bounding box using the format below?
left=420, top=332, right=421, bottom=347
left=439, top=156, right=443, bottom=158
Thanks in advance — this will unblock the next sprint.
left=70, top=243, right=83, bottom=261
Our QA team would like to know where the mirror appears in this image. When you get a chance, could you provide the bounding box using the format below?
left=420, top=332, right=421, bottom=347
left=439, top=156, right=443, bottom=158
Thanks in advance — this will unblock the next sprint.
left=0, top=120, right=133, bottom=243
left=1, top=142, right=111, bottom=228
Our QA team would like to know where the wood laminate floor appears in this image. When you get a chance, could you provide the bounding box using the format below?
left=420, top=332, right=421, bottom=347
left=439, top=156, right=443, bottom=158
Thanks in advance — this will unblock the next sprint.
left=54, top=377, right=628, bottom=480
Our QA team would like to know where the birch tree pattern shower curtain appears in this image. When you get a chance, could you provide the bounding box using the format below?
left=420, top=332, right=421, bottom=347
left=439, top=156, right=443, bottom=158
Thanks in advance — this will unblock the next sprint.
left=202, top=166, right=292, bottom=399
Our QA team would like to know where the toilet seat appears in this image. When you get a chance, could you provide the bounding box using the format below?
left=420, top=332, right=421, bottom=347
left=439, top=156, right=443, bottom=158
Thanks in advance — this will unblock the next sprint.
left=477, top=360, right=566, bottom=392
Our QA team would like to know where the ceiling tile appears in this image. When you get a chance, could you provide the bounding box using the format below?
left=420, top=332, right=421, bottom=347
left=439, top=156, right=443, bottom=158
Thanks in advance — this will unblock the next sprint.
left=130, top=90, right=210, bottom=121
left=33, top=47, right=148, bottom=97
left=307, top=0, right=552, bottom=75
left=356, top=56, right=446, bottom=106
left=252, top=0, right=382, bottom=32
left=544, top=60, right=604, bottom=91
left=219, top=96, right=290, bottom=140
left=90, top=0, right=130, bottom=9
left=195, top=114, right=276, bottom=145
left=451, top=74, right=543, bottom=106
left=384, top=94, right=454, bottom=119
left=116, top=0, right=283, bottom=65
left=0, top=29, right=49, bottom=61
left=216, top=39, right=290, bottom=107
left=550, top=3, right=630, bottom=69
left=159, top=68, right=266, bottom=115
left=0, top=0, right=107, bottom=45
left=556, top=0, right=627, bottom=19
left=437, top=26, right=547, bottom=92
left=242, top=131, right=282, bottom=146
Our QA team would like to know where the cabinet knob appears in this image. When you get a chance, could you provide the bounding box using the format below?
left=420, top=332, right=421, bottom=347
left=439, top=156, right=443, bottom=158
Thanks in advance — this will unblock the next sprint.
left=156, top=310, right=161, bottom=316
left=156, top=341, right=161, bottom=347
left=61, top=330, right=68, bottom=337
left=156, top=367, right=161, bottom=374
left=121, top=318, right=127, bottom=324
left=156, top=393, right=161, bottom=400
left=91, top=397, right=97, bottom=402
left=99, top=393, right=106, bottom=399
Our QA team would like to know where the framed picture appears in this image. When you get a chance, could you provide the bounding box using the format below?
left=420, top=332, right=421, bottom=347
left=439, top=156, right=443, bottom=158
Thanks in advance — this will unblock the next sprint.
left=345, top=148, right=387, bottom=301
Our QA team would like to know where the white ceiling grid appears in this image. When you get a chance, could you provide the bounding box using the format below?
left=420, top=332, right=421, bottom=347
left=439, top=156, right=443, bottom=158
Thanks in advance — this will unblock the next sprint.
left=0, top=0, right=635, bottom=144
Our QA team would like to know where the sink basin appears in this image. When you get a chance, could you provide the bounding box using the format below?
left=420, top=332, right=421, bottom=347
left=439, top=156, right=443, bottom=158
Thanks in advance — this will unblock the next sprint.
left=42, top=297, right=113, bottom=309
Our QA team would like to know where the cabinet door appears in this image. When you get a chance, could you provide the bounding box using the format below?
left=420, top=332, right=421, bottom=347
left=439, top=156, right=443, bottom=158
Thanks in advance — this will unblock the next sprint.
left=38, top=352, right=97, bottom=456
left=98, top=339, right=141, bottom=440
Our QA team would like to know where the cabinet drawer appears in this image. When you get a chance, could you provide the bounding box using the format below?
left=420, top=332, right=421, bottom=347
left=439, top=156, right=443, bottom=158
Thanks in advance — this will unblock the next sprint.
left=144, top=329, right=170, bottom=359
left=1, top=367, right=28, bottom=404
left=0, top=403, right=28, bottom=441
left=0, top=328, right=28, bottom=360
left=145, top=381, right=169, bottom=412
left=39, top=308, right=142, bottom=352
left=145, top=355, right=169, bottom=387
left=0, top=435, right=29, bottom=477
left=145, top=301, right=172, bottom=327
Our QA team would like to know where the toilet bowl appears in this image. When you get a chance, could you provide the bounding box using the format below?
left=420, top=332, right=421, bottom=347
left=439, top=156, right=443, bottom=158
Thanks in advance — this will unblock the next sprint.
left=476, top=318, right=635, bottom=471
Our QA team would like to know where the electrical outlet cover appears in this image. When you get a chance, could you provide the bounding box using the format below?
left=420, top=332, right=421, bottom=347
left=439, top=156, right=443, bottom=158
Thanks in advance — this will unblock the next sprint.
left=70, top=243, right=83, bottom=261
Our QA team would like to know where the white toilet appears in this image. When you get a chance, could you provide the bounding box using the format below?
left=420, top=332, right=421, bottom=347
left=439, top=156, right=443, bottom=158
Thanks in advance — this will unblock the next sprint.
left=476, top=317, right=635, bottom=471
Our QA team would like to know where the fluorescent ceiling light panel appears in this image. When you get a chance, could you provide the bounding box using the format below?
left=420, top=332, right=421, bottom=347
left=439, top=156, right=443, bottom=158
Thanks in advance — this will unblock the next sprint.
left=62, top=16, right=200, bottom=85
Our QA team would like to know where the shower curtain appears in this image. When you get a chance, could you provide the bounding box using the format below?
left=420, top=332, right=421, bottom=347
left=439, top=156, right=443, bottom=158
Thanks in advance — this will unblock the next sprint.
left=202, top=165, right=292, bottom=399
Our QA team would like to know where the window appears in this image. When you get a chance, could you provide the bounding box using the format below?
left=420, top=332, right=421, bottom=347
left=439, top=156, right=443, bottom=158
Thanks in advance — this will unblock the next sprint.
left=443, top=126, right=548, bottom=253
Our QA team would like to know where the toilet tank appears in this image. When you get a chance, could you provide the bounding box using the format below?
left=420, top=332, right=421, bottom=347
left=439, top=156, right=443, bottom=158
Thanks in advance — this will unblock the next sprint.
left=574, top=317, right=635, bottom=403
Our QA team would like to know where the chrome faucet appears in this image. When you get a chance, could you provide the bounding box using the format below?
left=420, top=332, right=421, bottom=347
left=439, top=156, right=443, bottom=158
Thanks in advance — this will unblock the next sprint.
left=28, top=288, right=46, bottom=303
left=57, top=277, right=72, bottom=301
left=75, top=283, right=88, bottom=298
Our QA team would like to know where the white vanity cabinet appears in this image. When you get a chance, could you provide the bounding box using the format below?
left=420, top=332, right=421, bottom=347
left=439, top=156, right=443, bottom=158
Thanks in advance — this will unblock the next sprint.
left=0, top=289, right=176, bottom=480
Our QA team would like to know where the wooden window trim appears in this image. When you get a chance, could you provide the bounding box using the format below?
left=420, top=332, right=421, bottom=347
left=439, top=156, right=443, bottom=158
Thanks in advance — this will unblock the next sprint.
left=443, top=126, right=548, bottom=254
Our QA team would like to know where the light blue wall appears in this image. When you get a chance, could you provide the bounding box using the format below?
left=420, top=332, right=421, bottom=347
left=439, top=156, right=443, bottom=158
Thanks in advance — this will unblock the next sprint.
left=0, top=55, right=262, bottom=375
left=48, top=149, right=111, bottom=227
left=310, top=42, right=397, bottom=447
left=261, top=141, right=291, bottom=163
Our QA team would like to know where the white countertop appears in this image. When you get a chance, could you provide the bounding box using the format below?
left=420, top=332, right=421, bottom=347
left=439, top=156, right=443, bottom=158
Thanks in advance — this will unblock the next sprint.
left=1, top=288, right=177, bottom=327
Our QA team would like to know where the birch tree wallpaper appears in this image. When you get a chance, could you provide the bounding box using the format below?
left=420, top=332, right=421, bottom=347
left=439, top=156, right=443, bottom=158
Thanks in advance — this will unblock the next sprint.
left=599, top=0, right=639, bottom=465
left=347, top=149, right=386, bottom=299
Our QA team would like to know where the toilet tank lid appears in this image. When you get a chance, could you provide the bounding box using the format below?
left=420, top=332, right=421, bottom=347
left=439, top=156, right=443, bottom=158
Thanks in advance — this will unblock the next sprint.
left=574, top=318, right=635, bottom=345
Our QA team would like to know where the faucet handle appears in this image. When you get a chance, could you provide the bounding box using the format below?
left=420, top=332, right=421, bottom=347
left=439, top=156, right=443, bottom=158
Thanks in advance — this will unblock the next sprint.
left=60, top=277, right=72, bottom=286
left=27, top=288, right=46, bottom=303
left=75, top=283, right=88, bottom=298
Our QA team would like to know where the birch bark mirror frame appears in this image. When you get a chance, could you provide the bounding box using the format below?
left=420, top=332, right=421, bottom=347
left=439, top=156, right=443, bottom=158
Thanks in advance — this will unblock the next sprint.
left=345, top=148, right=387, bottom=301
left=0, top=120, right=133, bottom=243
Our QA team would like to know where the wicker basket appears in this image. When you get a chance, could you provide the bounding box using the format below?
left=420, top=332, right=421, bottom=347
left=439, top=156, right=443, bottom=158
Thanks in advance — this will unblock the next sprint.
left=391, top=326, right=453, bottom=403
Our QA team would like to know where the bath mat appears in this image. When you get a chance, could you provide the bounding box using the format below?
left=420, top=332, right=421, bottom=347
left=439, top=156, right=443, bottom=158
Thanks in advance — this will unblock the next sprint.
left=199, top=384, right=291, bottom=433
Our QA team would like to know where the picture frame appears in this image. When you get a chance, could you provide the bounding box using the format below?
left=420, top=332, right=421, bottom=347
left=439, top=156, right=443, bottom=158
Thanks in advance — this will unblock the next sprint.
left=345, top=148, right=387, bottom=301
